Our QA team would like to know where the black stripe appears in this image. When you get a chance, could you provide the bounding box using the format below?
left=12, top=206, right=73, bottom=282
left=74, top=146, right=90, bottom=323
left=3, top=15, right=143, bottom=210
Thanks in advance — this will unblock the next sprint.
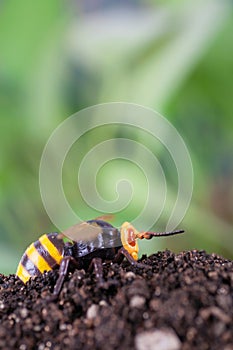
left=34, top=240, right=58, bottom=268
left=21, top=253, right=41, bottom=276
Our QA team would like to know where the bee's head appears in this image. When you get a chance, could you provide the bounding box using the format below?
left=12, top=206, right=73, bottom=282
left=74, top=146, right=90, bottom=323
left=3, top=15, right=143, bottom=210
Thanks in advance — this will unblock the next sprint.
left=120, top=222, right=139, bottom=260
left=120, top=222, right=185, bottom=261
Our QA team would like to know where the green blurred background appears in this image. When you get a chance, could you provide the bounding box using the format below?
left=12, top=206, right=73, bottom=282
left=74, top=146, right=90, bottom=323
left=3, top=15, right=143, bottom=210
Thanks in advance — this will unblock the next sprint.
left=0, top=0, right=233, bottom=274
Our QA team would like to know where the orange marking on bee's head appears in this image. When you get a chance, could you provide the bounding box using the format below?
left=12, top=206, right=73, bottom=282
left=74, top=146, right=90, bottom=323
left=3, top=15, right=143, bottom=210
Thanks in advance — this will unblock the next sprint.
left=120, top=222, right=139, bottom=260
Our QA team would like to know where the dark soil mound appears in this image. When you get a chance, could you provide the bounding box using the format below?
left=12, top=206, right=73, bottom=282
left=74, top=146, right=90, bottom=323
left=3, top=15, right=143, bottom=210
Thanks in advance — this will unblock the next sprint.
left=0, top=250, right=232, bottom=350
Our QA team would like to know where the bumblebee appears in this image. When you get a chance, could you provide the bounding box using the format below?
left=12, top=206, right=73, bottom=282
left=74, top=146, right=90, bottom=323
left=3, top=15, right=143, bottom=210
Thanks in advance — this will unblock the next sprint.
left=16, top=217, right=184, bottom=297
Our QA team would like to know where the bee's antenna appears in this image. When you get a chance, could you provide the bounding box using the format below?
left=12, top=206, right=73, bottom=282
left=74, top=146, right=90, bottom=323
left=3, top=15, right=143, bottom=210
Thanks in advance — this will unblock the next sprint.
left=137, top=230, right=185, bottom=240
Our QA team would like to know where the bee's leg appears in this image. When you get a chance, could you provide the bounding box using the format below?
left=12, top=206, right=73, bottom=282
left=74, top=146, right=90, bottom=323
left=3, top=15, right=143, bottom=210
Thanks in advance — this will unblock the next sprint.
left=113, top=248, right=124, bottom=264
left=52, top=256, right=79, bottom=298
left=114, top=247, right=151, bottom=269
left=88, top=257, right=105, bottom=287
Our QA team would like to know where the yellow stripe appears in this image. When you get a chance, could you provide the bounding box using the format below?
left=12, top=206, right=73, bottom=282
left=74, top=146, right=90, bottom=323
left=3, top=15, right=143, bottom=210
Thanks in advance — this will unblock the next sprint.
left=39, top=234, right=62, bottom=264
left=16, top=263, right=31, bottom=284
left=26, top=243, right=52, bottom=273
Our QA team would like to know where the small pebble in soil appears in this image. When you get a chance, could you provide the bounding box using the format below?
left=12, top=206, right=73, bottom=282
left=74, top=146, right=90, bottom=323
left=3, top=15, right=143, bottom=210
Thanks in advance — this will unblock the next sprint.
left=135, top=328, right=181, bottom=350
left=130, top=295, right=146, bottom=309
left=86, top=304, right=99, bottom=319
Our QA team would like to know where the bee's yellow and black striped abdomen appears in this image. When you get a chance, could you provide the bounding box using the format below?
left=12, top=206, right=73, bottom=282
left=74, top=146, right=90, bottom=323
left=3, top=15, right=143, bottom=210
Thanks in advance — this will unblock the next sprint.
left=16, top=233, right=64, bottom=284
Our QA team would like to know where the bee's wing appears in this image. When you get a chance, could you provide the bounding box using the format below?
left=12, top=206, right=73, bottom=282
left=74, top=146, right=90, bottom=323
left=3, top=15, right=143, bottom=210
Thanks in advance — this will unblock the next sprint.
left=62, top=221, right=122, bottom=248
left=62, top=222, right=103, bottom=242
left=63, top=214, right=114, bottom=241
left=94, top=214, right=115, bottom=222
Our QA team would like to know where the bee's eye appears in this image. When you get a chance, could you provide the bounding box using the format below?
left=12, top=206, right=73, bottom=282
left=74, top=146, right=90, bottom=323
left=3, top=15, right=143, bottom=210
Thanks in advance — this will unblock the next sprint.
left=127, top=228, right=136, bottom=246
